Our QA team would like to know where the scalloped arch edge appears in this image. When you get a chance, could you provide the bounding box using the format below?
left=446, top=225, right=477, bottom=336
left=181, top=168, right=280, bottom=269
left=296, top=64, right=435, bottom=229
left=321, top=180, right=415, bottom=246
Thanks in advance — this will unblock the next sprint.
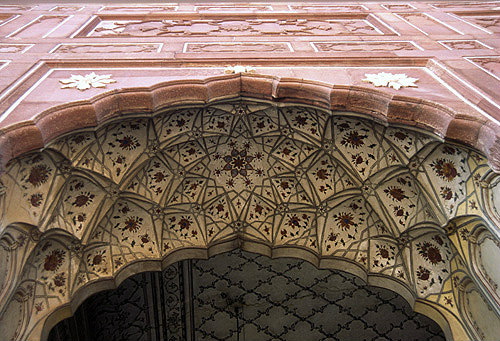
left=35, top=238, right=464, bottom=341
left=0, top=73, right=498, bottom=172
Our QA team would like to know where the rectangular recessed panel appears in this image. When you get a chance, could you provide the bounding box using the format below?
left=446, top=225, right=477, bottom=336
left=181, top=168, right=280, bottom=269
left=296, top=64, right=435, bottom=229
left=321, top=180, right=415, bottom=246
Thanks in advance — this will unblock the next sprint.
left=184, top=42, right=292, bottom=53
left=312, top=41, right=420, bottom=52
left=195, top=5, right=273, bottom=11
left=396, top=13, right=461, bottom=35
left=99, top=6, right=178, bottom=13
left=51, top=43, right=162, bottom=54
left=8, top=15, right=69, bottom=38
left=83, top=16, right=390, bottom=37
left=453, top=11, right=500, bottom=33
left=289, top=4, right=368, bottom=11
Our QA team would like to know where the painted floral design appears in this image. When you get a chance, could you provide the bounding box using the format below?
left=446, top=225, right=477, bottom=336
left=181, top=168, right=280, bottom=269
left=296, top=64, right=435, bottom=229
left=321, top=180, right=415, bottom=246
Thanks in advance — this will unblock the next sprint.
left=280, top=213, right=310, bottom=239
left=341, top=131, right=367, bottom=148
left=416, top=241, right=443, bottom=265
left=27, top=165, right=51, bottom=187
left=440, top=187, right=454, bottom=200
left=53, top=273, right=66, bottom=287
left=167, top=215, right=198, bottom=240
left=223, top=149, right=254, bottom=177
left=87, top=249, right=108, bottom=273
left=431, top=159, right=458, bottom=181
left=29, top=193, right=43, bottom=207
left=373, top=243, right=396, bottom=268
left=334, top=212, right=356, bottom=231
left=384, top=186, right=408, bottom=201
left=117, top=135, right=140, bottom=151
left=416, top=266, right=431, bottom=281
left=72, top=192, right=95, bottom=207
left=122, top=216, right=143, bottom=233
left=43, top=249, right=66, bottom=272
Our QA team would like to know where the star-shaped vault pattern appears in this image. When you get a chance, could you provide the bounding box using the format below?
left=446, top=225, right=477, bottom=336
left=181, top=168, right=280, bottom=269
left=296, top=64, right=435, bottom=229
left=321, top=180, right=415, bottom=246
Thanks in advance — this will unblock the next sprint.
left=0, top=98, right=497, bottom=341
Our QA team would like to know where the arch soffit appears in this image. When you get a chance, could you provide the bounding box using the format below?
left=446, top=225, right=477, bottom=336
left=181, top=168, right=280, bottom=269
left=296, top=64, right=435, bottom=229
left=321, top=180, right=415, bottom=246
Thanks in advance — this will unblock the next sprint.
left=0, top=74, right=499, bottom=341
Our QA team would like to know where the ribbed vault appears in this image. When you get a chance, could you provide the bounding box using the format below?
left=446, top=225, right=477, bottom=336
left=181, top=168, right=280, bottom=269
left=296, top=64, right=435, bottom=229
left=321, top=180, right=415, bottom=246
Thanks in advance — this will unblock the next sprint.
left=1, top=80, right=500, bottom=341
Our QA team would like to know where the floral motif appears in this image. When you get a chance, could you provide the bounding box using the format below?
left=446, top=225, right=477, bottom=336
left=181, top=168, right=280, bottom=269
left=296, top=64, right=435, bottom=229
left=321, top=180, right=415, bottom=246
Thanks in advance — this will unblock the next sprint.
left=223, top=148, right=254, bottom=177
left=341, top=131, right=367, bottom=148
left=334, top=212, right=356, bottom=231
left=72, top=192, right=95, bottom=207
left=53, top=273, right=66, bottom=287
left=431, top=159, right=458, bottom=181
left=59, top=72, right=117, bottom=91
left=43, top=249, right=66, bottom=272
left=117, top=135, right=140, bottom=151
left=87, top=249, right=108, bottom=273
left=416, top=266, right=431, bottom=281
left=440, top=187, right=454, bottom=200
left=122, top=216, right=143, bottom=233
left=27, top=165, right=51, bottom=187
left=373, top=243, right=396, bottom=268
left=362, top=72, right=418, bottom=90
left=384, top=186, right=408, bottom=201
left=224, top=65, right=256, bottom=74
left=416, top=241, right=443, bottom=265
left=29, top=193, right=43, bottom=207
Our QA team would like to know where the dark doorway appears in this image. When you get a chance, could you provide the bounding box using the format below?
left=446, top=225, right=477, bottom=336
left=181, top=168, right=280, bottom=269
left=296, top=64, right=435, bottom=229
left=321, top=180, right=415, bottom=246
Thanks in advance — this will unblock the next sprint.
left=49, top=250, right=445, bottom=341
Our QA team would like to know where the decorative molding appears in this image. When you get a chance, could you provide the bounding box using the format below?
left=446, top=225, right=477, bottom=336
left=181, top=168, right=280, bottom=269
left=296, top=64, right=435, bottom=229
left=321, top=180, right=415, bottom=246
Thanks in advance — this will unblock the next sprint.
left=312, top=41, right=421, bottom=52
left=0, top=74, right=498, bottom=172
left=58, top=73, right=116, bottom=91
left=86, top=17, right=388, bottom=37
left=289, top=4, right=368, bottom=11
left=195, top=5, right=273, bottom=11
left=50, top=43, right=161, bottom=54
left=381, top=4, right=417, bottom=11
left=465, top=56, right=500, bottom=81
left=0, top=44, right=34, bottom=54
left=98, top=5, right=178, bottom=12
left=363, top=72, right=418, bottom=89
left=6, top=15, right=70, bottom=39
left=438, top=40, right=492, bottom=50
left=184, top=42, right=292, bottom=53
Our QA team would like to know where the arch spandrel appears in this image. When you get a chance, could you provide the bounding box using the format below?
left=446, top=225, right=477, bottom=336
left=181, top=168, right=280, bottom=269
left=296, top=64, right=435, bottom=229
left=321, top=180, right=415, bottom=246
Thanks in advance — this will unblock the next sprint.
left=0, top=78, right=499, bottom=340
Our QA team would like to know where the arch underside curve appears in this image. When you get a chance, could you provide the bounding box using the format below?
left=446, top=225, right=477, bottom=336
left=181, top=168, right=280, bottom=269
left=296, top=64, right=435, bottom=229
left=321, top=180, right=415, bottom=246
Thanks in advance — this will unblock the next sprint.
left=0, top=77, right=499, bottom=341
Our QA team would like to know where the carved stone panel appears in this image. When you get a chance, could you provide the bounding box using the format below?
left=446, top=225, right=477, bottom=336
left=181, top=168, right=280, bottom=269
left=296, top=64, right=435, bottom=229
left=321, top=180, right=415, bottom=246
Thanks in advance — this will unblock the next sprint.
left=0, top=5, right=33, bottom=11
left=0, top=44, right=33, bottom=53
left=85, top=17, right=388, bottom=37
left=465, top=56, right=500, bottom=80
left=195, top=5, right=273, bottom=11
left=312, top=41, right=420, bottom=52
left=0, top=14, right=16, bottom=26
left=396, top=13, right=461, bottom=35
left=439, top=40, right=492, bottom=50
left=380, top=4, right=417, bottom=11
left=99, top=6, right=178, bottom=13
left=431, top=2, right=500, bottom=9
left=51, top=43, right=161, bottom=54
left=454, top=13, right=500, bottom=33
left=49, top=6, right=83, bottom=12
left=184, top=42, right=291, bottom=53
left=7, top=15, right=69, bottom=38
left=289, top=4, right=368, bottom=11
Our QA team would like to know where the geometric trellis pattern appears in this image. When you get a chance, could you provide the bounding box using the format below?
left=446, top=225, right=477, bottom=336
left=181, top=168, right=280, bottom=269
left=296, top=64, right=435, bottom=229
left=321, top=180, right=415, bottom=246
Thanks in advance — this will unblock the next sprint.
left=48, top=250, right=445, bottom=341
left=0, top=98, right=498, bottom=340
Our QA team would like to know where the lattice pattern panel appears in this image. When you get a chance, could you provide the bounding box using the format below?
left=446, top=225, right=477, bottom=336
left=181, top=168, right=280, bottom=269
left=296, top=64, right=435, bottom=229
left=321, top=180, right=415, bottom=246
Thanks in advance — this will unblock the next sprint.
left=48, top=250, right=445, bottom=341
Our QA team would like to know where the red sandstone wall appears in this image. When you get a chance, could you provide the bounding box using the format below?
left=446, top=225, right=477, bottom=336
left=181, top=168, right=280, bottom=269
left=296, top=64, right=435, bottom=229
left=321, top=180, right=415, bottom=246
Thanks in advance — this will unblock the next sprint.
left=0, top=2, right=498, bottom=163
